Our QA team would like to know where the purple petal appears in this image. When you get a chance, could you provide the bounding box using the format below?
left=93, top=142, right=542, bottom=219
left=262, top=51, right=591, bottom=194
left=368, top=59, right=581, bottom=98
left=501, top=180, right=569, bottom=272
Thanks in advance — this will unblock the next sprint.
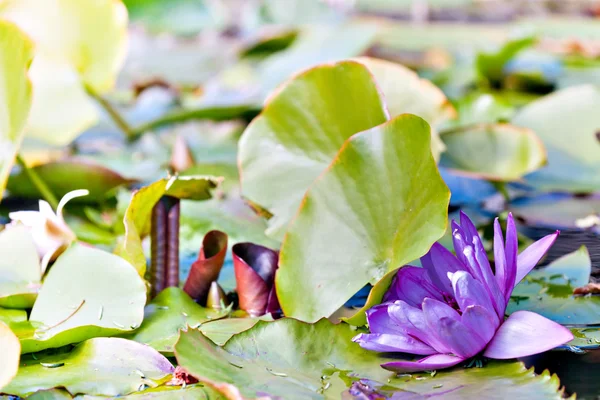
left=395, top=301, right=451, bottom=354
left=381, top=354, right=465, bottom=373
left=353, top=333, right=436, bottom=355
left=493, top=218, right=508, bottom=298
left=367, top=304, right=407, bottom=335
left=421, top=243, right=464, bottom=295
left=484, top=311, right=574, bottom=359
left=459, top=211, right=480, bottom=244
left=503, top=213, right=518, bottom=303
left=437, top=317, right=486, bottom=358
left=450, top=271, right=498, bottom=326
left=515, top=231, right=559, bottom=286
left=422, top=298, right=460, bottom=322
left=461, top=305, right=497, bottom=346
left=466, top=239, right=506, bottom=318
left=384, top=266, right=444, bottom=306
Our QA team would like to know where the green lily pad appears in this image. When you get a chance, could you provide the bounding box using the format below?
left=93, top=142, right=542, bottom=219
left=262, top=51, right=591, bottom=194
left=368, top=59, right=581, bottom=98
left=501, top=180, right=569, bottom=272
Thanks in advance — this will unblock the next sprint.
left=115, top=176, right=218, bottom=277
left=199, top=316, right=273, bottom=346
left=0, top=226, right=42, bottom=309
left=512, top=84, right=600, bottom=192
left=507, top=246, right=600, bottom=325
left=128, top=287, right=226, bottom=355
left=3, top=338, right=173, bottom=397
left=476, top=37, right=536, bottom=86
left=383, top=360, right=565, bottom=400
left=277, top=114, right=450, bottom=322
left=20, top=244, right=146, bottom=353
left=448, top=92, right=516, bottom=127
left=80, top=385, right=216, bottom=399
left=175, top=318, right=393, bottom=399
left=0, top=322, right=20, bottom=390
left=239, top=60, right=388, bottom=240
left=0, top=21, right=33, bottom=201
left=27, top=389, right=72, bottom=400
left=440, top=123, right=547, bottom=181
left=7, top=159, right=133, bottom=202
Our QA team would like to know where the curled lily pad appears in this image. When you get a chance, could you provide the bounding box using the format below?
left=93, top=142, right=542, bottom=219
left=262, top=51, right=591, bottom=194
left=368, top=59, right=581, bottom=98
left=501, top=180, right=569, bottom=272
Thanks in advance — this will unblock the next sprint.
left=7, top=159, right=133, bottom=202
left=3, top=338, right=173, bottom=397
left=0, top=0, right=128, bottom=145
left=21, top=244, right=146, bottom=353
left=0, top=226, right=41, bottom=309
left=440, top=123, right=547, bottom=182
left=115, top=176, right=218, bottom=277
left=199, top=316, right=273, bottom=346
left=183, top=230, right=228, bottom=305
left=507, top=246, right=600, bottom=325
left=0, top=21, right=33, bottom=201
left=512, top=84, right=600, bottom=192
left=129, top=287, right=226, bottom=355
left=0, top=321, right=20, bottom=391
left=232, top=243, right=279, bottom=317
left=277, top=114, right=450, bottom=323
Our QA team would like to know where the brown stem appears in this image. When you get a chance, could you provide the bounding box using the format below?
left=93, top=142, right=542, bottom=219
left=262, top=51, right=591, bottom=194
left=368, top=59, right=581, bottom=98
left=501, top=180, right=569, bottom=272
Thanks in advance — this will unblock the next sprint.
left=165, top=196, right=180, bottom=288
left=150, top=200, right=167, bottom=297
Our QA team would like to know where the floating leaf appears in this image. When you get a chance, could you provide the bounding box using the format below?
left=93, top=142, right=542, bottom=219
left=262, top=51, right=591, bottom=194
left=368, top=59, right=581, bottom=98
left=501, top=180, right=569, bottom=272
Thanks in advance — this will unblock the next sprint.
left=239, top=60, right=388, bottom=240
left=0, top=322, right=20, bottom=391
left=80, top=385, right=216, bottom=399
left=129, top=287, right=226, bottom=355
left=512, top=84, right=600, bottom=192
left=115, top=176, right=218, bottom=277
left=175, top=318, right=393, bottom=399
left=0, top=21, right=33, bottom=200
left=476, top=37, right=536, bottom=86
left=0, top=0, right=128, bottom=144
left=0, top=227, right=41, bottom=309
left=199, top=317, right=272, bottom=346
left=449, top=92, right=516, bottom=127
left=440, top=123, right=546, bottom=181
left=27, top=388, right=72, bottom=400
left=7, top=159, right=133, bottom=202
left=277, top=114, right=450, bottom=322
left=508, top=247, right=600, bottom=325
left=3, top=338, right=173, bottom=397
left=21, top=244, right=146, bottom=353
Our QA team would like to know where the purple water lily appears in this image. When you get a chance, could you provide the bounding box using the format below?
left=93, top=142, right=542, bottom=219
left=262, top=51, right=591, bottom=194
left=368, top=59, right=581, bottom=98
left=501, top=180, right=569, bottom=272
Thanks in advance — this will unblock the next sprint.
left=353, top=212, right=573, bottom=372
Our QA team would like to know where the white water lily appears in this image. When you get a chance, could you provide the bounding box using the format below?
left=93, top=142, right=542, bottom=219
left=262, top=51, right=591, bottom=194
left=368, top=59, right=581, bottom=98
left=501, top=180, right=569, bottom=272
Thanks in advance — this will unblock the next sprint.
left=8, top=189, right=88, bottom=272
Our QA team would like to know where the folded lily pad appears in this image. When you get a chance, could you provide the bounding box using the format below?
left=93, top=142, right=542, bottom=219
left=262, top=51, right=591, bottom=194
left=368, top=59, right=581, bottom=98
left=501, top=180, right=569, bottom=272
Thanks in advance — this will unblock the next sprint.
left=0, top=21, right=33, bottom=201
left=277, top=115, right=450, bottom=323
left=200, top=315, right=273, bottom=346
left=128, top=287, right=226, bottom=355
left=20, top=244, right=147, bottom=353
left=0, top=321, right=20, bottom=390
left=507, top=246, right=600, bottom=325
left=0, top=226, right=42, bottom=309
left=115, top=176, right=218, bottom=276
left=3, top=338, right=173, bottom=397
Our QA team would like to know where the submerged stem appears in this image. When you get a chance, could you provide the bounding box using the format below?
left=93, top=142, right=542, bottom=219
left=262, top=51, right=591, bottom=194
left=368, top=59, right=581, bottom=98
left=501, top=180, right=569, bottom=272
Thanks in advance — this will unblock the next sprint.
left=150, top=196, right=180, bottom=298
left=16, top=154, right=59, bottom=209
left=85, top=84, right=135, bottom=139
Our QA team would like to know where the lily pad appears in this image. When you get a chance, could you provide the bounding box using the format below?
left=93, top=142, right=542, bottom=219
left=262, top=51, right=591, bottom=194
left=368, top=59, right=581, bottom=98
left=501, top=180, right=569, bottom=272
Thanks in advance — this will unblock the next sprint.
left=0, top=322, right=20, bottom=391
left=0, top=0, right=128, bottom=144
left=507, top=246, right=600, bottom=325
left=276, top=114, right=450, bottom=322
left=80, top=385, right=216, bottom=399
left=476, top=37, right=536, bottom=86
left=239, top=60, right=389, bottom=240
left=512, top=84, right=600, bottom=192
left=115, top=176, right=218, bottom=276
left=3, top=338, right=173, bottom=397
left=0, top=21, right=33, bottom=200
left=21, top=244, right=147, bottom=353
left=440, top=123, right=547, bottom=181
left=128, top=287, right=226, bottom=355
left=7, top=159, right=133, bottom=202
left=199, top=316, right=272, bottom=346
left=175, top=318, right=393, bottom=399
left=0, top=226, right=42, bottom=308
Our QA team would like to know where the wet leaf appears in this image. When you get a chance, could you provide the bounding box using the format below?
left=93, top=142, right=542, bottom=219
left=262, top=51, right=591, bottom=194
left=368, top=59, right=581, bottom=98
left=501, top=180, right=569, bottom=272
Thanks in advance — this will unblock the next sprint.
left=440, top=123, right=547, bottom=181
left=175, top=318, right=393, bottom=399
left=7, top=159, right=134, bottom=202
left=20, top=244, right=146, bottom=353
left=512, top=84, right=600, bottom=192
left=0, top=21, right=33, bottom=201
left=129, top=287, right=226, bottom=355
left=0, top=226, right=42, bottom=309
left=0, top=322, right=20, bottom=391
left=0, top=0, right=128, bottom=144
left=3, top=338, right=173, bottom=397
left=115, top=176, right=218, bottom=277
left=277, top=115, right=449, bottom=323
left=80, top=385, right=217, bottom=399
left=199, top=316, right=272, bottom=346
left=239, top=60, right=388, bottom=240
left=508, top=247, right=600, bottom=325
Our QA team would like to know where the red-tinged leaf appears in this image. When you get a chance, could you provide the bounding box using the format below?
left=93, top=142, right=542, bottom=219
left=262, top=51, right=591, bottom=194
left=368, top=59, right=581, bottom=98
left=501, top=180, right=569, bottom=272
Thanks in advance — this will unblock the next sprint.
left=183, top=231, right=228, bottom=305
left=232, top=243, right=279, bottom=316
